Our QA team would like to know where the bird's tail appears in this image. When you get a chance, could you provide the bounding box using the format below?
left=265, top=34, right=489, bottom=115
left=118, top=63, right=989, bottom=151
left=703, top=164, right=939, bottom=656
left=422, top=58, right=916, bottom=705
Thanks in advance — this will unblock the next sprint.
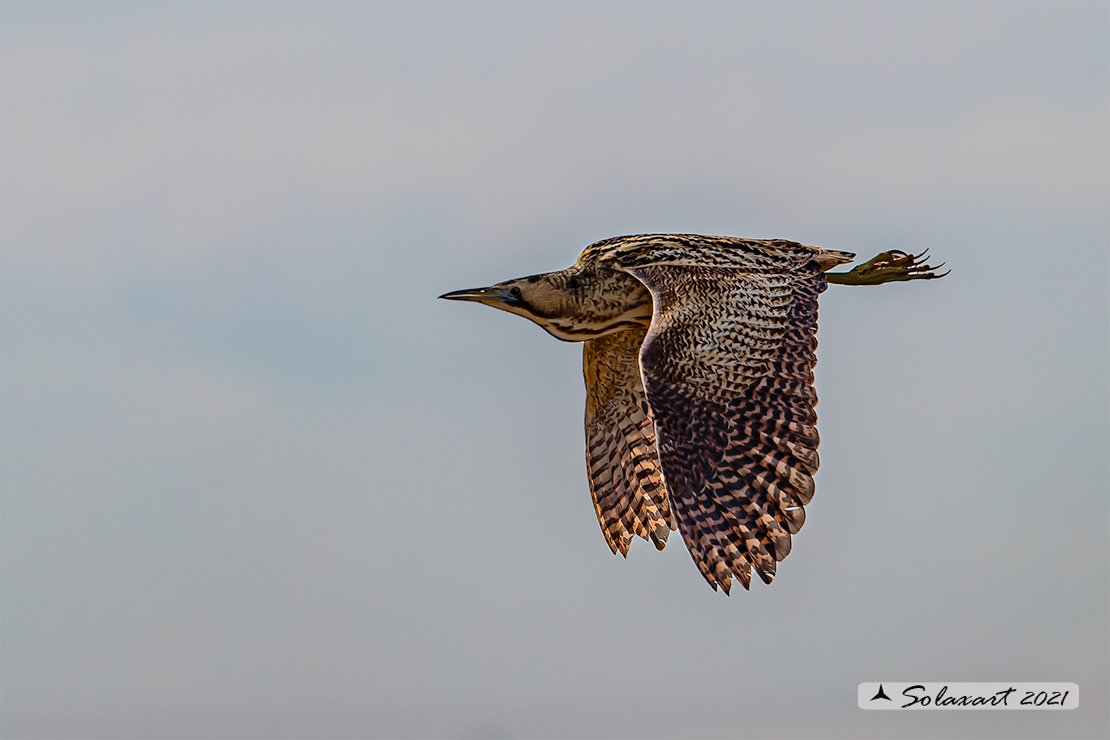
left=812, top=248, right=856, bottom=270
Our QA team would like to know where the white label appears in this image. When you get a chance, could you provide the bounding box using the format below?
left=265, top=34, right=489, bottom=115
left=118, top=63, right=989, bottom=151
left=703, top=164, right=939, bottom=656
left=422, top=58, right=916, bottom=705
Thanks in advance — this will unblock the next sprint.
left=858, top=683, right=1078, bottom=710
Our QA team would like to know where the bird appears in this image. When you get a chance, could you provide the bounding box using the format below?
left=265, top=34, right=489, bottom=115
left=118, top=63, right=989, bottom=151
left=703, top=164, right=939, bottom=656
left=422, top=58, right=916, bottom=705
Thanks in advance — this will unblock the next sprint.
left=440, top=234, right=947, bottom=594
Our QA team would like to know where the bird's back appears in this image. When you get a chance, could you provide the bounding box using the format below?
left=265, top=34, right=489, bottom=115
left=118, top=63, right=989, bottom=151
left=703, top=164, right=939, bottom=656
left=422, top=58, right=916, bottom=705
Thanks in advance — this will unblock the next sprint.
left=577, top=233, right=854, bottom=273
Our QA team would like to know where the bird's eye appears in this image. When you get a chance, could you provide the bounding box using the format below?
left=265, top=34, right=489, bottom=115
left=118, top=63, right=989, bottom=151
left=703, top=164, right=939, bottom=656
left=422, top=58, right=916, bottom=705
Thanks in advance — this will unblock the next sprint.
left=508, top=286, right=523, bottom=300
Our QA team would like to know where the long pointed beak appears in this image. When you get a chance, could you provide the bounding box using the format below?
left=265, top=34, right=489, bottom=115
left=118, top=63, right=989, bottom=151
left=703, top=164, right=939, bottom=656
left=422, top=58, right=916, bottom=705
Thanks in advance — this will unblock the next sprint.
left=438, top=286, right=509, bottom=305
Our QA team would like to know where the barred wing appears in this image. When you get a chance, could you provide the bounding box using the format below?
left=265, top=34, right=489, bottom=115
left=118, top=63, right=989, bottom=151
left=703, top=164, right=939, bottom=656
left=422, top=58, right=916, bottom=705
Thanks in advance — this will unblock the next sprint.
left=626, top=264, right=825, bottom=593
left=583, top=328, right=673, bottom=555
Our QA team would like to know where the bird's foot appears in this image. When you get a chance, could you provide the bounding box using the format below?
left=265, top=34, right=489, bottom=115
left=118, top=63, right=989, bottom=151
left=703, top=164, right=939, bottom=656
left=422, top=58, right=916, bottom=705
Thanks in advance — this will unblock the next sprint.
left=826, top=249, right=949, bottom=286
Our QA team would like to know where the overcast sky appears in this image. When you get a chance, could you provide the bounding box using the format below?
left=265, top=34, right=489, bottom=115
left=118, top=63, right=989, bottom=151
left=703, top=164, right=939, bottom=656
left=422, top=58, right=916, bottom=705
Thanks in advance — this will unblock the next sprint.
left=2, top=3, right=1107, bottom=739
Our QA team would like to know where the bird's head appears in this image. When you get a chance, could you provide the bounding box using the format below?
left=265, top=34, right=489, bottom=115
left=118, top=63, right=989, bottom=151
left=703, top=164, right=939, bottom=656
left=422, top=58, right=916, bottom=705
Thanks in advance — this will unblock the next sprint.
left=441, top=266, right=653, bottom=342
left=439, top=271, right=580, bottom=341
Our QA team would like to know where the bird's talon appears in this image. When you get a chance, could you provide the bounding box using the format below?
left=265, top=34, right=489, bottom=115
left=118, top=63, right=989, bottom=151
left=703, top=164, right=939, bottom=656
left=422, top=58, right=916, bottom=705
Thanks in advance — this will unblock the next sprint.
left=827, top=246, right=949, bottom=285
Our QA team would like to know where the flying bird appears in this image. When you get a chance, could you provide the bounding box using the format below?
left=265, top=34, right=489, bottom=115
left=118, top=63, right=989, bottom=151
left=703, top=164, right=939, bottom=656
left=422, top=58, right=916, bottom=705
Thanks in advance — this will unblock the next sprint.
left=440, top=234, right=946, bottom=593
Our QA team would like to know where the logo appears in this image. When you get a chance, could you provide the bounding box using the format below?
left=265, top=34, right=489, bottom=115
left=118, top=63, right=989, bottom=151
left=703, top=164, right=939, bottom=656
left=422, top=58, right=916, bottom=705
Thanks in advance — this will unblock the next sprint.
left=858, top=683, right=1078, bottom=710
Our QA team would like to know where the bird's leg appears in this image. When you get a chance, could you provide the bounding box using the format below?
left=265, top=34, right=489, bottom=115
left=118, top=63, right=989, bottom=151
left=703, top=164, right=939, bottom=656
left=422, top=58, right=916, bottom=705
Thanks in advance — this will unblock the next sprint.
left=825, top=249, right=949, bottom=285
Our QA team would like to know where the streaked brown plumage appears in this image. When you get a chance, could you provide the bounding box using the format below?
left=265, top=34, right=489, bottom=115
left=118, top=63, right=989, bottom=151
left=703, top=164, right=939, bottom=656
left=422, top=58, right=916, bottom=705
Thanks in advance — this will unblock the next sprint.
left=441, top=234, right=946, bottom=593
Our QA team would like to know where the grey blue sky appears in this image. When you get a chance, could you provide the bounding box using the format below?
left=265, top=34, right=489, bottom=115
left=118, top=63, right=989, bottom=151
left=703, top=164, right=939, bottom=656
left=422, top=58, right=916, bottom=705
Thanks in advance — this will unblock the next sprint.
left=2, top=3, right=1107, bottom=738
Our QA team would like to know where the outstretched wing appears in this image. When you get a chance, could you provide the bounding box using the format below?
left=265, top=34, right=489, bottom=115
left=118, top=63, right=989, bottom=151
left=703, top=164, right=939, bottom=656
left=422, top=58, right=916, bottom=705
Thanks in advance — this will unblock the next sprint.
left=583, top=328, right=674, bottom=555
left=625, top=263, right=824, bottom=593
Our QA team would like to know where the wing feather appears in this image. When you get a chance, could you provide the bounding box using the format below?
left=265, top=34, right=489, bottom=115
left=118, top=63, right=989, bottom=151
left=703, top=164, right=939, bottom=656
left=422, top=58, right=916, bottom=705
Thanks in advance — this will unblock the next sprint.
left=583, top=328, right=673, bottom=555
left=624, top=262, right=825, bottom=592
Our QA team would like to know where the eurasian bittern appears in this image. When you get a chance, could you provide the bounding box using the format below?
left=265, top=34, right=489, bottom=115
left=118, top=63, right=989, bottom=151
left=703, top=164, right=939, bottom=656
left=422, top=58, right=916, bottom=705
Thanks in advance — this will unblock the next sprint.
left=441, top=234, right=946, bottom=594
